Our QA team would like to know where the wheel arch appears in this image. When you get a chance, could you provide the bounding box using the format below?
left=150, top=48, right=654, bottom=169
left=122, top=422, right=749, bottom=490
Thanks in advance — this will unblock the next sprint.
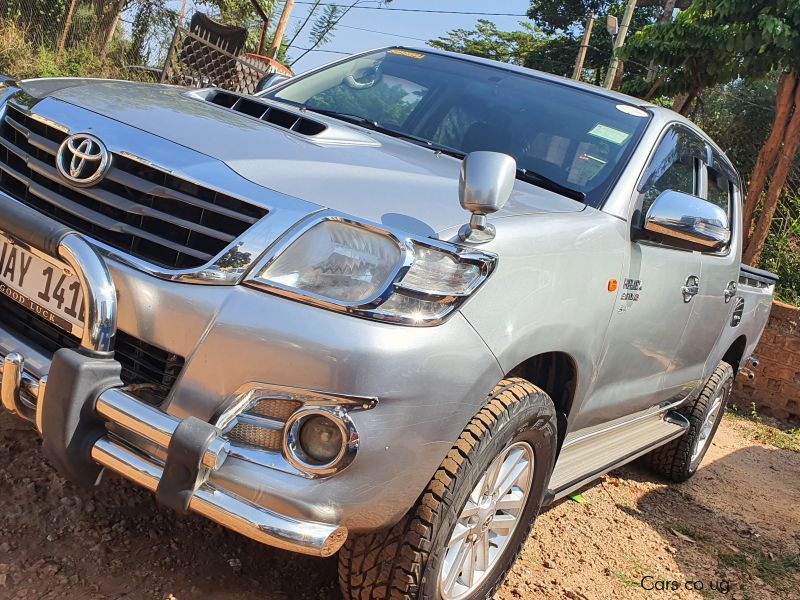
left=506, top=351, right=578, bottom=451
left=721, top=334, right=748, bottom=374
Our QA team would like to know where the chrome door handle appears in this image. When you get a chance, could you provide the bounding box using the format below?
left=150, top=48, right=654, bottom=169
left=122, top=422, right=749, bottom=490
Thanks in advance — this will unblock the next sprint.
left=681, top=275, right=699, bottom=303
left=724, top=281, right=737, bottom=303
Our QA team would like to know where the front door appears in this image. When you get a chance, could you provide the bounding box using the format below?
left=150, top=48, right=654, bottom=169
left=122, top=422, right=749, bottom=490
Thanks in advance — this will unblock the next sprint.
left=575, top=124, right=707, bottom=430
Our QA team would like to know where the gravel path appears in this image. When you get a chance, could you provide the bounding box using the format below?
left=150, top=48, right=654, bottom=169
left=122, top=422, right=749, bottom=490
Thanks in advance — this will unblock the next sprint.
left=1, top=412, right=798, bottom=599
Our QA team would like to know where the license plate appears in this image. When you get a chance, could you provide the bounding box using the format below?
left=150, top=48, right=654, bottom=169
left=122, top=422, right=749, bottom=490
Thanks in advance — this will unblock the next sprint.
left=0, top=233, right=84, bottom=336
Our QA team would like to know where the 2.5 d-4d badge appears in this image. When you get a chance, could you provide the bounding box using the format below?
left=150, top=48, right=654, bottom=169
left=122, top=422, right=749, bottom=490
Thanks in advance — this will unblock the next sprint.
left=55, top=133, right=111, bottom=187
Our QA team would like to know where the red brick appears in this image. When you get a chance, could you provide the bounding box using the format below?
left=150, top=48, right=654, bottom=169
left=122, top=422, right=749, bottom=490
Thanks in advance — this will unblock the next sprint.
left=761, top=361, right=797, bottom=382
left=782, top=382, right=800, bottom=401
left=766, top=378, right=784, bottom=392
left=783, top=336, right=800, bottom=354
left=754, top=341, right=790, bottom=365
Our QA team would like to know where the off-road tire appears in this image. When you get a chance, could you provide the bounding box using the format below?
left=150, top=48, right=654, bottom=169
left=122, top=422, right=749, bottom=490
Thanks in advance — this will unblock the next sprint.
left=646, top=361, right=734, bottom=482
left=338, top=378, right=557, bottom=600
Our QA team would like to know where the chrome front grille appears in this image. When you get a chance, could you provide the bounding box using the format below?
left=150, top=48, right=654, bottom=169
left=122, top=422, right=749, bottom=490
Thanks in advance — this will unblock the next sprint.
left=0, top=105, right=268, bottom=270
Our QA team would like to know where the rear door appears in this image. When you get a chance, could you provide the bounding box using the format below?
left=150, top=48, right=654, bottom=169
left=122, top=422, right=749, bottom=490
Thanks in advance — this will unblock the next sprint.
left=678, top=149, right=741, bottom=381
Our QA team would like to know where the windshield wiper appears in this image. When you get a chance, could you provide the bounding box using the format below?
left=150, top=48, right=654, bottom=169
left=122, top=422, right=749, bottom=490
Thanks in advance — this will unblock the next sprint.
left=307, top=108, right=584, bottom=202
left=516, top=168, right=586, bottom=202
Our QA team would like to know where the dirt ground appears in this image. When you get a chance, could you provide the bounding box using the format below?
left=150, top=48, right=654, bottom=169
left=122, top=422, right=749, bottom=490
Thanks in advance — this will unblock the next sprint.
left=1, top=412, right=798, bottom=600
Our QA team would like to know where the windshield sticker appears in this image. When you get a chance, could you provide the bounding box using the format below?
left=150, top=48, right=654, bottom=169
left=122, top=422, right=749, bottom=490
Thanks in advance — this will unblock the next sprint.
left=616, top=104, right=649, bottom=117
left=588, top=124, right=630, bottom=145
left=387, top=49, right=425, bottom=59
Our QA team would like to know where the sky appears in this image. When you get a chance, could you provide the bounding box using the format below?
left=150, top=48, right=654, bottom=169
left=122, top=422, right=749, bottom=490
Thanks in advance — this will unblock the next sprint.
left=281, top=1, right=533, bottom=73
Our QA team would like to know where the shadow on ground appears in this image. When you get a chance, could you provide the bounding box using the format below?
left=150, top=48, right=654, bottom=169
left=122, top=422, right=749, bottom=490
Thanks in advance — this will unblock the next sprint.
left=2, top=413, right=799, bottom=600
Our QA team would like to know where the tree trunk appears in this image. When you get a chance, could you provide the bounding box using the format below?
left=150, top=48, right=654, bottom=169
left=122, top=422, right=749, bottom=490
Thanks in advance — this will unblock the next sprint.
left=673, top=87, right=699, bottom=115
left=643, top=75, right=664, bottom=101
left=99, top=0, right=127, bottom=62
left=742, top=71, right=799, bottom=239
left=742, top=79, right=800, bottom=265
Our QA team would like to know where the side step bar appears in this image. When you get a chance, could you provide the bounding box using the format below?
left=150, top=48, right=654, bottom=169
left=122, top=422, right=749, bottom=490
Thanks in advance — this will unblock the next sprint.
left=549, top=409, right=690, bottom=500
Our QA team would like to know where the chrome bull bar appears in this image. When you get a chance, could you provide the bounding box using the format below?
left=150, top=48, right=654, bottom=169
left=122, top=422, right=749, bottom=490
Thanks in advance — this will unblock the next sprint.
left=0, top=206, right=346, bottom=558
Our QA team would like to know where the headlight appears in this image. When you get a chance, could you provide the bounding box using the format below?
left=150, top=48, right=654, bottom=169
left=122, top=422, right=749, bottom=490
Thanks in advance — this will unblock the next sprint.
left=258, top=220, right=402, bottom=304
left=246, top=215, right=496, bottom=325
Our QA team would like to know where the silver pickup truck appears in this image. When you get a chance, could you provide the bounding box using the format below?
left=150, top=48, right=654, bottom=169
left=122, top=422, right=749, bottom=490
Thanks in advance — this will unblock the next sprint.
left=0, top=47, right=777, bottom=600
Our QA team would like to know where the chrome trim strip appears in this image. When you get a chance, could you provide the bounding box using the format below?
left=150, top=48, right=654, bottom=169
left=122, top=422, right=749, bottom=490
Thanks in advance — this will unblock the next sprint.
left=213, top=382, right=379, bottom=478
left=560, top=398, right=686, bottom=449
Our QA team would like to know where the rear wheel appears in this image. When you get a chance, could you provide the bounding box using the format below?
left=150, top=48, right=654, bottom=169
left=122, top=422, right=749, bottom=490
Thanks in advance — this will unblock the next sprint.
left=338, top=378, right=557, bottom=600
left=646, top=361, right=734, bottom=482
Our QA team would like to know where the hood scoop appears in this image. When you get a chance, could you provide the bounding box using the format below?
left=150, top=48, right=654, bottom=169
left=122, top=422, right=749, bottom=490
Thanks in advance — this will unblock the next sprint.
left=195, top=89, right=327, bottom=136
left=186, top=89, right=379, bottom=147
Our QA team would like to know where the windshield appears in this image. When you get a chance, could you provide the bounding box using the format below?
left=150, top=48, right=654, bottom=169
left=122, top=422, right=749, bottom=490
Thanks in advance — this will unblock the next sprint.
left=266, top=48, right=650, bottom=205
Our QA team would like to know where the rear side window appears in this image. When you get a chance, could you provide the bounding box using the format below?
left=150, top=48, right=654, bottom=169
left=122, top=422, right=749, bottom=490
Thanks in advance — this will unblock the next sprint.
left=706, top=168, right=731, bottom=216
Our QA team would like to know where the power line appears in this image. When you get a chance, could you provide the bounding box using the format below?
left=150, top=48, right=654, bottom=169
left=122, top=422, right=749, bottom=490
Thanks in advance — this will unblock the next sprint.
left=292, top=2, right=528, bottom=16
left=288, top=13, right=429, bottom=42
left=291, top=46, right=352, bottom=54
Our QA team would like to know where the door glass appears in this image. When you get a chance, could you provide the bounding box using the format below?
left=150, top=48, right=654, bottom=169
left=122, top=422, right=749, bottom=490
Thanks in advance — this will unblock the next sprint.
left=637, top=125, right=706, bottom=219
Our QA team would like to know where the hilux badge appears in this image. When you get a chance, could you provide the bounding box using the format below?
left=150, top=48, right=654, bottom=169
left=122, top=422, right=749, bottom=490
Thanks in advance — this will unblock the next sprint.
left=56, top=133, right=110, bottom=187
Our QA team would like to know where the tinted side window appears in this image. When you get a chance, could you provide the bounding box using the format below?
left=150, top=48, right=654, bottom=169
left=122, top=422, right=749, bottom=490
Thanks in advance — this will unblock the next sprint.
left=706, top=168, right=731, bottom=217
left=637, top=125, right=706, bottom=219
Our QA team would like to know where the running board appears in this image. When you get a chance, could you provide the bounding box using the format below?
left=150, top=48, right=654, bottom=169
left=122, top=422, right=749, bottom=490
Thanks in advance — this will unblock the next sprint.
left=548, top=410, right=689, bottom=500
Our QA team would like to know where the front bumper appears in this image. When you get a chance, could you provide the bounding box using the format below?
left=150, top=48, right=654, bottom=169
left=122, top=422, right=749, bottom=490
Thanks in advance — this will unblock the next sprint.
left=0, top=195, right=506, bottom=555
left=0, top=202, right=346, bottom=557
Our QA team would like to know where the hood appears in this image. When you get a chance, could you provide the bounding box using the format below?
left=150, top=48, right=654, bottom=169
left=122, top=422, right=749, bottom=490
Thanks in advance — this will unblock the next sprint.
left=25, top=79, right=585, bottom=237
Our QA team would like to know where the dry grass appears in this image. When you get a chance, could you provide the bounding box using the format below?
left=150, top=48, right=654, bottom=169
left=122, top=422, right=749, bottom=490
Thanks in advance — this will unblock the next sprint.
left=725, top=408, right=800, bottom=453
left=0, top=20, right=37, bottom=77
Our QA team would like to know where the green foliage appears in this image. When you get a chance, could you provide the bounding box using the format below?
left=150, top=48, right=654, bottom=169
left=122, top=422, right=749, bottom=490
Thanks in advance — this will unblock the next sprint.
left=0, top=17, right=123, bottom=80
left=431, top=3, right=659, bottom=84
left=621, top=0, right=800, bottom=96
left=691, top=79, right=800, bottom=304
left=429, top=19, right=546, bottom=67
left=760, top=221, right=800, bottom=305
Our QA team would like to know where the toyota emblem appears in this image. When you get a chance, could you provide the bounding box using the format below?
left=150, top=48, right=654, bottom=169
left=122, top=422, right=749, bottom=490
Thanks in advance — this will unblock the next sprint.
left=56, top=133, right=111, bottom=187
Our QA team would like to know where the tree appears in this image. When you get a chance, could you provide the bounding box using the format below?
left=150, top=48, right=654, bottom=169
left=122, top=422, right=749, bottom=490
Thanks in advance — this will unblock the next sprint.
left=429, top=20, right=545, bottom=67
left=620, top=0, right=800, bottom=263
left=429, top=4, right=660, bottom=86
left=527, top=0, right=687, bottom=34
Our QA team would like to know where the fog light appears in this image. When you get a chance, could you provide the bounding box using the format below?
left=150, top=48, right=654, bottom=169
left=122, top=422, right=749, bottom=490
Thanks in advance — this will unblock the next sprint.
left=299, top=415, right=343, bottom=463
left=284, top=407, right=357, bottom=476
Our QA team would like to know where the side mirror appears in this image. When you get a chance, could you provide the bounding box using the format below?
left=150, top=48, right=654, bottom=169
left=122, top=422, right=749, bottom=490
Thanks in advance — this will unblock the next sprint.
left=458, top=151, right=516, bottom=243
left=642, top=190, right=730, bottom=251
left=255, top=73, right=291, bottom=94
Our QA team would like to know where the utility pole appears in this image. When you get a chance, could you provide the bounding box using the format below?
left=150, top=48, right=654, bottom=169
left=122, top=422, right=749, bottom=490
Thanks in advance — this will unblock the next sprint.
left=604, top=0, right=638, bottom=89
left=572, top=15, right=594, bottom=80
left=268, top=0, right=296, bottom=59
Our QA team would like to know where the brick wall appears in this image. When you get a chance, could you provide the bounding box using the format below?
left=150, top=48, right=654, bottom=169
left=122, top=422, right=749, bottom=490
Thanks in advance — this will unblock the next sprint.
left=731, top=301, right=800, bottom=423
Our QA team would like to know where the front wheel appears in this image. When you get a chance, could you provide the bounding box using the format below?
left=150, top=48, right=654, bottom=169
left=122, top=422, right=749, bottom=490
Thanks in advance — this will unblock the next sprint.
left=646, top=361, right=734, bottom=482
left=338, top=378, right=557, bottom=600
